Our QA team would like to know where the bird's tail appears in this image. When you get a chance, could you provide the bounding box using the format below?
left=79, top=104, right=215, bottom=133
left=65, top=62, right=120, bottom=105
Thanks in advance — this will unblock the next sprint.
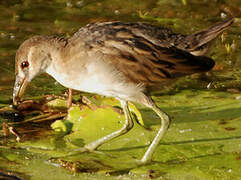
left=179, top=17, right=234, bottom=55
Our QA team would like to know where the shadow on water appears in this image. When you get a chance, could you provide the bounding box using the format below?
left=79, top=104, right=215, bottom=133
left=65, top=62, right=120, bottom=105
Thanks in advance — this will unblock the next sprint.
left=141, top=100, right=241, bottom=125
left=101, top=135, right=241, bottom=152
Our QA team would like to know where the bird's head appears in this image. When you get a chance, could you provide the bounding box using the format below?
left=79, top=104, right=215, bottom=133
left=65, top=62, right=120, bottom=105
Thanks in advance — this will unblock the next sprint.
left=13, top=36, right=54, bottom=106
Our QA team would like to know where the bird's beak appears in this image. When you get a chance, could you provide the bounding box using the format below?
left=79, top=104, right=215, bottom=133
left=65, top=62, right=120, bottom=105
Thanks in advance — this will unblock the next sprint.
left=13, top=75, right=29, bottom=106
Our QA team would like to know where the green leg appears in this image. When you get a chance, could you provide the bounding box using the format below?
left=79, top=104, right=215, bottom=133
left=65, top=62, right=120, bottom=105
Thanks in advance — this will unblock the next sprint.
left=84, top=100, right=134, bottom=151
left=141, top=102, right=170, bottom=164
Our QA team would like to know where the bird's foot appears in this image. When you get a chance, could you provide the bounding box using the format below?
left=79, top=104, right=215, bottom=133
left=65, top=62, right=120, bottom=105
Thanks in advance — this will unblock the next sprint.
left=134, top=159, right=152, bottom=166
left=47, top=147, right=106, bottom=162
left=66, top=147, right=90, bottom=156
left=67, top=147, right=106, bottom=157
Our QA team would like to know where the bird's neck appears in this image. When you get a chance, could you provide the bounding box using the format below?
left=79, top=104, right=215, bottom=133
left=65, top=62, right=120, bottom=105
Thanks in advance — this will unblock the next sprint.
left=42, top=36, right=67, bottom=73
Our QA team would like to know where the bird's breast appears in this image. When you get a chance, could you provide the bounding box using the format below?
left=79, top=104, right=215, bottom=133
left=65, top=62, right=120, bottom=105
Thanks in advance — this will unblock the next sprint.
left=45, top=59, right=145, bottom=100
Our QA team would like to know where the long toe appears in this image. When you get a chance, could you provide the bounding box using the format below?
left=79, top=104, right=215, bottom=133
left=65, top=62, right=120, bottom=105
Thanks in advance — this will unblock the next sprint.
left=135, top=158, right=152, bottom=166
left=64, top=147, right=90, bottom=157
left=75, top=146, right=107, bottom=156
left=46, top=147, right=89, bottom=160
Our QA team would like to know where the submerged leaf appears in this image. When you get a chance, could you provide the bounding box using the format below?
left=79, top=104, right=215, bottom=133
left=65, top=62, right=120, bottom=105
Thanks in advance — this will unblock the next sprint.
left=51, top=120, right=68, bottom=132
left=47, top=99, right=68, bottom=109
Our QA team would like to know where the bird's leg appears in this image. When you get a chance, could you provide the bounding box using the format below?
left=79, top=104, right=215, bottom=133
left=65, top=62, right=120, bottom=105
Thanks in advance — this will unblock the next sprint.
left=67, top=88, right=73, bottom=108
left=140, top=98, right=170, bottom=164
left=84, top=100, right=134, bottom=151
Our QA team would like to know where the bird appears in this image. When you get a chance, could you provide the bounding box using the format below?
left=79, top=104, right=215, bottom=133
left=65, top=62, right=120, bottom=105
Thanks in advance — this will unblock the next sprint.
left=13, top=17, right=233, bottom=164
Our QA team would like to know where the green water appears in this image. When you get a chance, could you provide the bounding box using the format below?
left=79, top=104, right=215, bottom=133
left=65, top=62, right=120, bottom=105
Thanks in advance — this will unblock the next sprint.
left=0, top=0, right=241, bottom=179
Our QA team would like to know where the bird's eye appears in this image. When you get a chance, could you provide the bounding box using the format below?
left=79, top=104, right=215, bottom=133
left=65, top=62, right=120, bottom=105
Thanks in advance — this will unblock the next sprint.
left=21, top=61, right=29, bottom=69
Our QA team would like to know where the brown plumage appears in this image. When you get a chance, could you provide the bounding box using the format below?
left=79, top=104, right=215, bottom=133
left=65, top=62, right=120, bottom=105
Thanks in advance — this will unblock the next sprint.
left=66, top=18, right=233, bottom=88
left=13, top=17, right=234, bottom=164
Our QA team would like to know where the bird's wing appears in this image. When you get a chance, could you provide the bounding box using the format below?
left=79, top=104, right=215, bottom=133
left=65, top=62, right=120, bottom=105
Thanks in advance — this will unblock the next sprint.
left=69, top=22, right=215, bottom=87
left=90, top=36, right=215, bottom=87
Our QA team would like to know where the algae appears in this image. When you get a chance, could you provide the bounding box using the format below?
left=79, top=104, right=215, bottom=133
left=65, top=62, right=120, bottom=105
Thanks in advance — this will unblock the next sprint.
left=1, top=0, right=241, bottom=179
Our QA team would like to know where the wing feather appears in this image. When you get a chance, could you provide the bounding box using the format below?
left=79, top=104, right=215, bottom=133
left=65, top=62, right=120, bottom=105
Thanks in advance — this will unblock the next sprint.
left=69, top=21, right=215, bottom=87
